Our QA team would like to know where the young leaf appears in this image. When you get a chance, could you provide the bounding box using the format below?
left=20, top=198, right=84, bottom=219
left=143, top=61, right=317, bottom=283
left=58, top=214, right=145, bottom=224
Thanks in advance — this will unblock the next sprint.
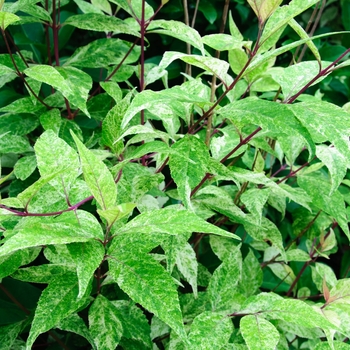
left=0, top=12, right=20, bottom=30
left=169, top=135, right=210, bottom=209
left=119, top=207, right=240, bottom=240
left=89, top=294, right=123, bottom=349
left=24, top=65, right=92, bottom=117
left=108, top=251, right=187, bottom=340
left=187, top=312, right=233, bottom=350
left=25, top=272, right=91, bottom=349
left=71, top=131, right=117, bottom=210
left=240, top=188, right=270, bottom=225
left=247, top=0, right=283, bottom=23
left=14, top=156, right=37, bottom=181
left=240, top=315, right=280, bottom=350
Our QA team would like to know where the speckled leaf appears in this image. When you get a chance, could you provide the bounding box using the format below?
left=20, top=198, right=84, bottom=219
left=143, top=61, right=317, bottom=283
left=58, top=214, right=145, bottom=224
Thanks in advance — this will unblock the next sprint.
left=0, top=321, right=26, bottom=350
left=148, top=20, right=204, bottom=55
left=169, top=135, right=209, bottom=209
left=11, top=264, right=73, bottom=284
left=0, top=211, right=103, bottom=257
left=72, top=132, right=117, bottom=210
left=108, top=251, right=187, bottom=340
left=67, top=241, right=105, bottom=298
left=98, top=203, right=135, bottom=227
left=202, top=34, right=243, bottom=51
left=121, top=88, right=208, bottom=129
left=24, top=65, right=92, bottom=117
left=100, top=81, right=122, bottom=102
left=289, top=96, right=350, bottom=165
left=259, top=0, right=319, bottom=52
left=218, top=98, right=315, bottom=159
left=239, top=249, right=263, bottom=297
left=314, top=341, right=350, bottom=350
left=288, top=18, right=321, bottom=63
left=64, top=13, right=140, bottom=37
left=89, top=295, right=123, bottom=350
left=244, top=217, right=286, bottom=260
left=241, top=188, right=270, bottom=225
left=298, top=174, right=349, bottom=240
left=117, top=125, right=171, bottom=145
left=316, top=145, right=348, bottom=195
left=0, top=134, right=32, bottom=153
left=271, top=61, right=330, bottom=101
left=207, top=246, right=242, bottom=312
left=110, top=300, right=152, bottom=349
left=34, top=130, right=80, bottom=194
left=65, top=38, right=140, bottom=68
left=0, top=248, right=40, bottom=280
left=25, top=272, right=90, bottom=350
left=40, top=109, right=61, bottom=134
left=0, top=12, right=20, bottom=30
left=187, top=312, right=233, bottom=350
left=209, top=235, right=241, bottom=262
left=119, top=207, right=239, bottom=239
left=163, top=234, right=198, bottom=297
left=56, top=313, right=97, bottom=350
left=240, top=315, right=279, bottom=350
left=0, top=113, right=39, bottom=135
left=328, top=279, right=350, bottom=304
left=14, top=156, right=37, bottom=181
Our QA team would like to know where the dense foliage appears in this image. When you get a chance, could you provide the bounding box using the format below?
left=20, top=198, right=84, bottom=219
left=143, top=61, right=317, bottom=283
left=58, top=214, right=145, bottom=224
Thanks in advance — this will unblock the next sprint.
left=0, top=0, right=350, bottom=349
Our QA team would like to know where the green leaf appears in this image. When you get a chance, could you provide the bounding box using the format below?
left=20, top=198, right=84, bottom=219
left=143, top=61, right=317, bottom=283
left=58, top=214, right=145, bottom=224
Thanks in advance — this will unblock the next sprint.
left=163, top=234, right=198, bottom=297
left=65, top=38, right=140, bottom=68
left=207, top=246, right=242, bottom=312
left=108, top=252, right=187, bottom=340
left=67, top=241, right=105, bottom=298
left=148, top=20, right=204, bottom=55
left=72, top=132, right=117, bottom=210
left=298, top=174, right=350, bottom=240
left=34, top=130, right=80, bottom=194
left=119, top=207, right=239, bottom=239
left=98, top=203, right=135, bottom=227
left=56, top=313, right=97, bottom=350
left=240, top=315, right=280, bottom=350
left=24, top=65, right=92, bottom=117
left=314, top=341, right=350, bottom=350
left=26, top=272, right=90, bottom=349
left=40, top=109, right=62, bottom=134
left=14, top=156, right=37, bottom=181
left=0, top=12, right=20, bottom=29
left=218, top=98, right=315, bottom=159
left=169, top=135, right=209, bottom=209
left=188, top=312, right=233, bottom=350
left=89, top=295, right=123, bottom=349
left=64, top=13, right=140, bottom=37
left=0, top=211, right=103, bottom=257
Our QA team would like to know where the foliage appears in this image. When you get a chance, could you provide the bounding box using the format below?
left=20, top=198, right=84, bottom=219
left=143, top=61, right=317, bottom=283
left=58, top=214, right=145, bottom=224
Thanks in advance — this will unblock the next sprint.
left=0, top=0, right=350, bottom=349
